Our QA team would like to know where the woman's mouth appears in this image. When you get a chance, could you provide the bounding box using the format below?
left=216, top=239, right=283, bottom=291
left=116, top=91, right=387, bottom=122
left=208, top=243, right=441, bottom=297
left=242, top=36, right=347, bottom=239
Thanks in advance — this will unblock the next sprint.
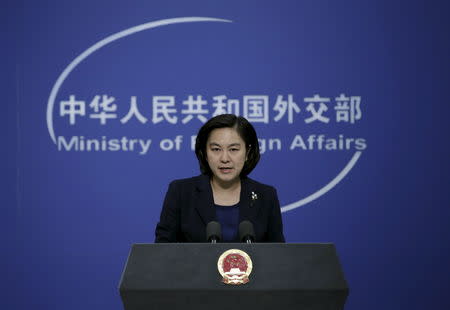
left=219, top=167, right=233, bottom=174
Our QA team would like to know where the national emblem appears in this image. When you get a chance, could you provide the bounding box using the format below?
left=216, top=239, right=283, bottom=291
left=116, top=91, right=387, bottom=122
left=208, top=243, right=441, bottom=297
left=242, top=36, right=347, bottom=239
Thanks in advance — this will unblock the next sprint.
left=217, top=249, right=253, bottom=285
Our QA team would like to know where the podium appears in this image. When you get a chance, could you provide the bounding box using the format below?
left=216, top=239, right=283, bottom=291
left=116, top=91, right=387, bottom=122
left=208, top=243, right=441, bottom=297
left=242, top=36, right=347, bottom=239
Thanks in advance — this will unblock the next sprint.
left=119, top=243, right=348, bottom=310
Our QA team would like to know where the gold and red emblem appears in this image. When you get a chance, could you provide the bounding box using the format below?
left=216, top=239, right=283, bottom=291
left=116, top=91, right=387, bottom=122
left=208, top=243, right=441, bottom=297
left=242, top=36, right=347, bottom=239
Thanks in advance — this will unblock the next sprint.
left=217, top=249, right=253, bottom=285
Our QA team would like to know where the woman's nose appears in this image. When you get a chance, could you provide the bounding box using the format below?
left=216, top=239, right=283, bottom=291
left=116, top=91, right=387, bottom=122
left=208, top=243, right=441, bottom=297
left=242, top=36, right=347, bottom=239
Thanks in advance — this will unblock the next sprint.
left=220, top=151, right=230, bottom=162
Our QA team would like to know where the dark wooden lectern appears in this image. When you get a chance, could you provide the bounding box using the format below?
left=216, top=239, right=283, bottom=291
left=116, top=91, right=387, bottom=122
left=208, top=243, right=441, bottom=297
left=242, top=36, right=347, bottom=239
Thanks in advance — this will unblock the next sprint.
left=119, top=243, right=349, bottom=310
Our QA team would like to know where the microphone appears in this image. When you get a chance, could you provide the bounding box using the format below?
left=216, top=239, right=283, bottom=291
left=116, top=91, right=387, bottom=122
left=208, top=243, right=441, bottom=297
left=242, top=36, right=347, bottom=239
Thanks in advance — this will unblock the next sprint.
left=206, top=221, right=222, bottom=243
left=239, top=220, right=255, bottom=243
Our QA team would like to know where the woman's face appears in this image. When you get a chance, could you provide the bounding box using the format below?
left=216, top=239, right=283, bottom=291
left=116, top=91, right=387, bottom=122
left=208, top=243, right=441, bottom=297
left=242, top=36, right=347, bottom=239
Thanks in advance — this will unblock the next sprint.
left=206, top=127, right=247, bottom=186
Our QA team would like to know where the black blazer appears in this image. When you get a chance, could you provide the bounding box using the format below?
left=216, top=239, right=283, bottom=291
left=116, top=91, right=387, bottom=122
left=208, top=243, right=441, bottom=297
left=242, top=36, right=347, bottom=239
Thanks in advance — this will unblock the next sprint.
left=154, top=175, right=285, bottom=243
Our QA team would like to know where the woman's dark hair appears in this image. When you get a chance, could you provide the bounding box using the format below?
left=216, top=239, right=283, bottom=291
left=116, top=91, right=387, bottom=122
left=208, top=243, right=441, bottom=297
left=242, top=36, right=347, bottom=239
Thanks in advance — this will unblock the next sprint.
left=195, top=114, right=260, bottom=177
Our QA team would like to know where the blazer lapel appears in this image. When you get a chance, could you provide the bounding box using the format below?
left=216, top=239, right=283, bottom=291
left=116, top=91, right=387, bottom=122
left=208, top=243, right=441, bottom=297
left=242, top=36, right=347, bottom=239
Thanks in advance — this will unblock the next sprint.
left=194, top=175, right=260, bottom=226
left=194, top=175, right=216, bottom=225
left=239, top=177, right=260, bottom=223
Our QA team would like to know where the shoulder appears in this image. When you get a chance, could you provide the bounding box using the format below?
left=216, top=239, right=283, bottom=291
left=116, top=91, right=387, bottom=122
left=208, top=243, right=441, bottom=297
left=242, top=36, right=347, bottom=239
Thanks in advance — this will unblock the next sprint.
left=167, top=175, right=208, bottom=190
left=244, top=177, right=277, bottom=195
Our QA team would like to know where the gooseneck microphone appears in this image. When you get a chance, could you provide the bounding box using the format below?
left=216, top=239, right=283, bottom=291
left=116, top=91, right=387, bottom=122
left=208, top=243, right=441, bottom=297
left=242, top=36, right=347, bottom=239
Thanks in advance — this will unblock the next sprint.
left=206, top=221, right=222, bottom=243
left=239, top=220, right=255, bottom=243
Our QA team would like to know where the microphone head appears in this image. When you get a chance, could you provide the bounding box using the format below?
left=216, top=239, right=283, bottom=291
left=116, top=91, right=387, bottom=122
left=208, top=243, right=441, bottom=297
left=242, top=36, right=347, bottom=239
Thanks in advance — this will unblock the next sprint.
left=206, top=221, right=222, bottom=242
left=239, top=220, right=255, bottom=242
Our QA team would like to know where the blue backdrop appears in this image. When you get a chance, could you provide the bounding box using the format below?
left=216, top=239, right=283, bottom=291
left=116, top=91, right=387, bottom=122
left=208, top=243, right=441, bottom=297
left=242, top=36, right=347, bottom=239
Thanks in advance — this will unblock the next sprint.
left=4, top=0, right=450, bottom=309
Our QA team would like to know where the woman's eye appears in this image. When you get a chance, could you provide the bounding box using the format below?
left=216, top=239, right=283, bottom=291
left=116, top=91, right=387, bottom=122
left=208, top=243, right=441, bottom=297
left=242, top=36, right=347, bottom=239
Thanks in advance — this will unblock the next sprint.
left=230, top=148, right=239, bottom=152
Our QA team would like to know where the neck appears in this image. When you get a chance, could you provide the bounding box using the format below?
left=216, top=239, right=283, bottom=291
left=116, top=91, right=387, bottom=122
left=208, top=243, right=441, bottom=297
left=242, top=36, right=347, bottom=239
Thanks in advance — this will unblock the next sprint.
left=211, top=177, right=241, bottom=192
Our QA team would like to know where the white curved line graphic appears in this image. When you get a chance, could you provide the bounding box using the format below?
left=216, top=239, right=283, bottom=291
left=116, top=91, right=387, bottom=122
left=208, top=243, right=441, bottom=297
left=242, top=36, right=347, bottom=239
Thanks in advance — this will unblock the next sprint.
left=47, top=17, right=361, bottom=213
left=47, top=17, right=232, bottom=143
left=281, top=151, right=362, bottom=213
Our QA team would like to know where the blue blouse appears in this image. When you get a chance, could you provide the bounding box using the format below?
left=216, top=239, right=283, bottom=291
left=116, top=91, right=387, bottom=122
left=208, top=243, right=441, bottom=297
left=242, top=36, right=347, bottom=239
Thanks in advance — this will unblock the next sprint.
left=215, top=203, right=240, bottom=242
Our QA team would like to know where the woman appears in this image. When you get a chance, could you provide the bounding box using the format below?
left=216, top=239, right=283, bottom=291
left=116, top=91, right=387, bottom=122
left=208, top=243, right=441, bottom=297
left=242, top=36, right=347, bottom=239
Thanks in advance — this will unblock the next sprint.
left=155, top=114, right=285, bottom=242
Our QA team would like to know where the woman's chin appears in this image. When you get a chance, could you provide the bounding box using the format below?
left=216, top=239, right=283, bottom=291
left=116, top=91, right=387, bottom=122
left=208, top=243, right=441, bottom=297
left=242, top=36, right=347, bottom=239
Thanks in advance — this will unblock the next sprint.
left=213, top=173, right=239, bottom=185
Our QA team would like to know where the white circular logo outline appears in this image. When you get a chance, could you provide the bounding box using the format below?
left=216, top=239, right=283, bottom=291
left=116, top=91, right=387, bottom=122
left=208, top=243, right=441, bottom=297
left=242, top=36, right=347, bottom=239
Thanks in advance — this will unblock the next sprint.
left=46, top=16, right=362, bottom=213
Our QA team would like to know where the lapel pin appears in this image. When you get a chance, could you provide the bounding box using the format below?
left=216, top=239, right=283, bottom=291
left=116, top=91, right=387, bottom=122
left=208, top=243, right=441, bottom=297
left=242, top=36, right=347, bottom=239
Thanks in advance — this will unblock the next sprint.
left=250, top=191, right=258, bottom=206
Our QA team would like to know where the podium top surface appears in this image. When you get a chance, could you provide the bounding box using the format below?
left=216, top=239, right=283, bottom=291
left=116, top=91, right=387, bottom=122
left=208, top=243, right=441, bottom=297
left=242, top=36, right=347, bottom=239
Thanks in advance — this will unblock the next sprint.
left=119, top=243, right=348, bottom=292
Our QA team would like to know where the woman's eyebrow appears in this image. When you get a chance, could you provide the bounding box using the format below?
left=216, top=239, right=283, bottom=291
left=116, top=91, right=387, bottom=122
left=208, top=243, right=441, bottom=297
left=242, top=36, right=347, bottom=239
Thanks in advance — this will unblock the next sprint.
left=208, top=142, right=241, bottom=147
left=227, top=143, right=241, bottom=147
